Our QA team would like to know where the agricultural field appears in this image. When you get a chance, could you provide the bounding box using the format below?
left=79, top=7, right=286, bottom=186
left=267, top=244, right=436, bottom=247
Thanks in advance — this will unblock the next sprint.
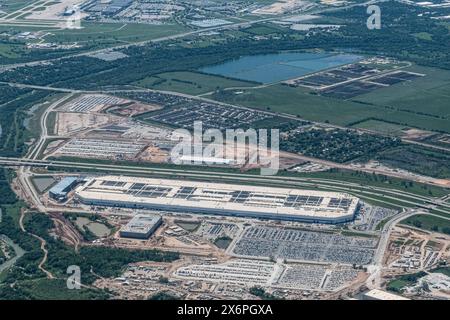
left=0, top=0, right=37, bottom=14
left=45, top=22, right=188, bottom=45
left=210, top=77, right=450, bottom=133
left=134, top=71, right=257, bottom=95
left=0, top=43, right=23, bottom=58
left=211, top=85, right=383, bottom=126
left=351, top=119, right=409, bottom=136
left=354, top=66, right=450, bottom=119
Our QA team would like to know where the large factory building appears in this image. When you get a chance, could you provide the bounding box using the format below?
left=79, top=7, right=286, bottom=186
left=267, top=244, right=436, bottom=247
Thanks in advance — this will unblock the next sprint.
left=75, top=175, right=359, bottom=224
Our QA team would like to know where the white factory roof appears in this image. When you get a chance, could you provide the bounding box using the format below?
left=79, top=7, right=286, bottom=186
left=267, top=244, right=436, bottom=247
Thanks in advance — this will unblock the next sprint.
left=364, top=289, right=410, bottom=300
left=75, top=175, right=358, bottom=220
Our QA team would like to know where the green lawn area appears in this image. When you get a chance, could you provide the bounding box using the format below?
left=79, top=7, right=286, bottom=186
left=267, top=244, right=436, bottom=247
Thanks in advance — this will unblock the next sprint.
left=412, top=32, right=433, bottom=41
left=280, top=169, right=449, bottom=198
left=242, top=23, right=286, bottom=36
left=45, top=22, right=188, bottom=45
left=0, top=43, right=23, bottom=59
left=0, top=0, right=38, bottom=13
left=134, top=71, right=257, bottom=95
left=401, top=214, right=450, bottom=234
left=386, top=279, right=411, bottom=292
left=210, top=84, right=384, bottom=125
left=351, top=119, right=408, bottom=136
left=386, top=271, right=427, bottom=293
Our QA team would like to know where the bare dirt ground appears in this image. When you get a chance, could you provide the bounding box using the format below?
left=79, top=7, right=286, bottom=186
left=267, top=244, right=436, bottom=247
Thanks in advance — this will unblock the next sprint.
left=138, top=146, right=170, bottom=163
left=56, top=112, right=118, bottom=136
left=402, top=128, right=435, bottom=140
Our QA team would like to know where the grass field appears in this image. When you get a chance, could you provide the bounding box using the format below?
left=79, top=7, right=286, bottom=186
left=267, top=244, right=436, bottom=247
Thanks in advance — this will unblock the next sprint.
left=386, top=271, right=427, bottom=293
left=351, top=119, right=408, bottom=136
left=134, top=71, right=257, bottom=95
left=284, top=169, right=449, bottom=198
left=401, top=214, right=450, bottom=234
left=0, top=43, right=22, bottom=59
left=208, top=65, right=450, bottom=133
left=0, top=0, right=38, bottom=13
left=211, top=85, right=383, bottom=125
left=355, top=66, right=450, bottom=119
left=45, top=22, right=188, bottom=45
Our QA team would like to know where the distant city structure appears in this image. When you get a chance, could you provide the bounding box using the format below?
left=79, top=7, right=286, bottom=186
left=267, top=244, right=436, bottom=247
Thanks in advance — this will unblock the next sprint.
left=119, top=213, right=162, bottom=239
left=49, top=177, right=79, bottom=202
left=75, top=175, right=359, bottom=223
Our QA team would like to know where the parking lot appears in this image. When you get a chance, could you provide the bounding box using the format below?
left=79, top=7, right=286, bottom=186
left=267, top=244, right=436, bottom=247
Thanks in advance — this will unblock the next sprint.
left=142, top=102, right=270, bottom=130
left=55, top=138, right=146, bottom=159
left=60, top=95, right=126, bottom=113
left=231, top=226, right=378, bottom=265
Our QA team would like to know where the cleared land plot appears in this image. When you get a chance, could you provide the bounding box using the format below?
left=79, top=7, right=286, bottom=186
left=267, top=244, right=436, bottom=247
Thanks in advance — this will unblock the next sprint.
left=134, top=71, right=257, bottom=95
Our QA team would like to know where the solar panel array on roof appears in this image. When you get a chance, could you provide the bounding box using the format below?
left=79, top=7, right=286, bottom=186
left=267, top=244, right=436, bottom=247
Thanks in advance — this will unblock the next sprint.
left=285, top=195, right=324, bottom=207
left=174, top=187, right=197, bottom=199
left=328, top=198, right=353, bottom=210
left=101, top=180, right=126, bottom=187
left=127, top=185, right=171, bottom=198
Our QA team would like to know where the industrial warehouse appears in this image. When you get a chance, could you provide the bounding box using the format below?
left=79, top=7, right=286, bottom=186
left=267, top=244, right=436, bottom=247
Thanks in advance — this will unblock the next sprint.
left=74, top=175, right=359, bottom=223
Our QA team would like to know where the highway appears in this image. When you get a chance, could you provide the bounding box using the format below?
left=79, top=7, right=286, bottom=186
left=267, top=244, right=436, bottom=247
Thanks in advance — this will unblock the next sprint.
left=1, top=156, right=449, bottom=215
left=2, top=76, right=449, bottom=189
